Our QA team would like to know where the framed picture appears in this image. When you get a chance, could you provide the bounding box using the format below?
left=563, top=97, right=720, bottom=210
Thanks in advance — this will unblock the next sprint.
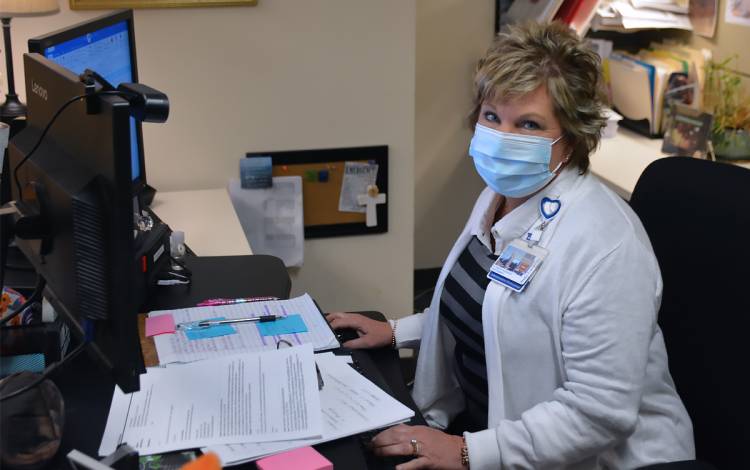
left=662, top=103, right=714, bottom=159
left=70, top=0, right=257, bottom=9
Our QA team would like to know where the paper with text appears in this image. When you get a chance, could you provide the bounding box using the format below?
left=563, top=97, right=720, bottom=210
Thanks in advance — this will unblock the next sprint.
left=228, top=176, right=304, bottom=267
left=151, top=294, right=339, bottom=365
left=98, top=344, right=322, bottom=456
left=338, top=161, right=378, bottom=213
left=205, top=352, right=415, bottom=465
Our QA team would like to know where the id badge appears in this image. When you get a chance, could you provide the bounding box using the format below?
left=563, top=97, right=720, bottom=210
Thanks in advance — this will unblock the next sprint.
left=487, top=238, right=549, bottom=292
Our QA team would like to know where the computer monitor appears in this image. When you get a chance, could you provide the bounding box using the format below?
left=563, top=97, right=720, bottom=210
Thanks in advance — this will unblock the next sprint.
left=28, top=10, right=146, bottom=195
left=8, top=53, right=150, bottom=392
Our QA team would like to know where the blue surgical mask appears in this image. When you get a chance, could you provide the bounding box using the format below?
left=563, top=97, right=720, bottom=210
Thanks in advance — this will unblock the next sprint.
left=469, top=123, right=564, bottom=198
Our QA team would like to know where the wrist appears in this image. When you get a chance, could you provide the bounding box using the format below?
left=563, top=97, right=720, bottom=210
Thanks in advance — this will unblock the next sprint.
left=460, top=435, right=470, bottom=468
left=389, top=319, right=398, bottom=349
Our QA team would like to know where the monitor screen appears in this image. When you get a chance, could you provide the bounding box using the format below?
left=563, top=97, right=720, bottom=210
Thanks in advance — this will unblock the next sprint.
left=29, top=11, right=145, bottom=189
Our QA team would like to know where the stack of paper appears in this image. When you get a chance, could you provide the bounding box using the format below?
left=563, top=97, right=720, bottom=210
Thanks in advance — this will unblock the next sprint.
left=101, top=295, right=415, bottom=465
left=99, top=344, right=322, bottom=456
left=205, top=352, right=415, bottom=466
left=630, top=0, right=688, bottom=13
left=592, top=0, right=692, bottom=31
left=151, top=294, right=340, bottom=365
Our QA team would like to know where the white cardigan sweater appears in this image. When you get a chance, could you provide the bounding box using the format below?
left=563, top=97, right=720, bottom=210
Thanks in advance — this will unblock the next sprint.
left=395, top=168, right=694, bottom=469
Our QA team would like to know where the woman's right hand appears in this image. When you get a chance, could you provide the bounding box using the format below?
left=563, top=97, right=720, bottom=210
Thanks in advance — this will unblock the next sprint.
left=326, top=312, right=393, bottom=349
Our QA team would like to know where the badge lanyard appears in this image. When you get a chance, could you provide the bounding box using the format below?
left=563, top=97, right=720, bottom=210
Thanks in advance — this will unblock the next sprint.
left=487, top=196, right=562, bottom=293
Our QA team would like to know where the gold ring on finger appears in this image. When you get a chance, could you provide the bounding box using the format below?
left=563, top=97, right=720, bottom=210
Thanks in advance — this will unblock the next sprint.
left=410, top=438, right=421, bottom=456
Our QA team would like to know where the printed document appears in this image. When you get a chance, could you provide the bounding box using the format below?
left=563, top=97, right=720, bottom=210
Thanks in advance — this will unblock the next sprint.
left=99, top=344, right=322, bottom=456
left=152, top=294, right=339, bottom=365
left=338, top=161, right=378, bottom=213
left=205, top=352, right=415, bottom=465
left=228, top=176, right=304, bottom=267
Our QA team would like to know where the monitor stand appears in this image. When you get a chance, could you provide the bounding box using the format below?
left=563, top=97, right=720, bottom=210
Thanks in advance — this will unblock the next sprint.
left=139, top=183, right=157, bottom=208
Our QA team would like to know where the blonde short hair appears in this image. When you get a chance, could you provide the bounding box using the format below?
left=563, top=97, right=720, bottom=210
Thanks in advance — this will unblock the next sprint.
left=470, top=22, right=606, bottom=172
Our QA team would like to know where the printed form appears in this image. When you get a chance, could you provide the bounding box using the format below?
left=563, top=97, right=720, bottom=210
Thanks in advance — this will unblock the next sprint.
left=151, top=294, right=339, bottom=365
left=99, top=344, right=322, bottom=456
left=205, top=352, right=415, bottom=465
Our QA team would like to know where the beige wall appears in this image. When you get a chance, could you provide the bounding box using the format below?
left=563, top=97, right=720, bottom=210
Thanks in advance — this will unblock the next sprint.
left=5, top=0, right=415, bottom=317
left=690, top=0, right=750, bottom=92
left=690, top=0, right=750, bottom=77
left=414, top=0, right=493, bottom=269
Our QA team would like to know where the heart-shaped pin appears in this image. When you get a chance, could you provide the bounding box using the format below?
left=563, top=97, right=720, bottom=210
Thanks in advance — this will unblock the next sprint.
left=540, top=197, right=561, bottom=220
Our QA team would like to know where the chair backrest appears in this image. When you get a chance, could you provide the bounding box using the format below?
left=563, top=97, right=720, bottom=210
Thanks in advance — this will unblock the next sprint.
left=629, top=157, right=750, bottom=469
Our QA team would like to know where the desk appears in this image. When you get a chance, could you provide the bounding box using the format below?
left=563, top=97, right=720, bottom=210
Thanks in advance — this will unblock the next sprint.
left=49, top=257, right=423, bottom=469
left=590, top=128, right=750, bottom=199
left=150, top=188, right=252, bottom=256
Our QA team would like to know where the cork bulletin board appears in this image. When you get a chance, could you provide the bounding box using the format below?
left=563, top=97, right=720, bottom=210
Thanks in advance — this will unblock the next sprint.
left=245, top=146, right=388, bottom=239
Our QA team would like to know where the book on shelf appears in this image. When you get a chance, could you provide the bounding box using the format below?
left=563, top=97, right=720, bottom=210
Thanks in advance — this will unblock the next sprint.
left=554, top=0, right=603, bottom=36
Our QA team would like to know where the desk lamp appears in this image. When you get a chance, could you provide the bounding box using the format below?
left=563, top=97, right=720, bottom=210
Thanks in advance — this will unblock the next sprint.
left=0, top=0, right=59, bottom=120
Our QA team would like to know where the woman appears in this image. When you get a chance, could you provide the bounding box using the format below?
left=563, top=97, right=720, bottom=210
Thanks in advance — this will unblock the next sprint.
left=328, top=22, right=694, bottom=469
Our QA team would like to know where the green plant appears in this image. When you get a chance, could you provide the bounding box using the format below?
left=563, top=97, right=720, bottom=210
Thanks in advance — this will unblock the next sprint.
left=703, top=57, right=750, bottom=147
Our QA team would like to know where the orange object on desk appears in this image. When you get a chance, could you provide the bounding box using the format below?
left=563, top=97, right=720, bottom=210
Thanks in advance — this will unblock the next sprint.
left=179, top=452, right=221, bottom=470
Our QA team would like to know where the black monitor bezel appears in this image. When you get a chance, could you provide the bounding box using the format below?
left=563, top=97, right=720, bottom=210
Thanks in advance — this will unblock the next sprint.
left=28, top=9, right=146, bottom=196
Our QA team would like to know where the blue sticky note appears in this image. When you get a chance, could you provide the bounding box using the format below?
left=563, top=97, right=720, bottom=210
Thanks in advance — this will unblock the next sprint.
left=256, top=314, right=308, bottom=337
left=184, top=317, right=237, bottom=340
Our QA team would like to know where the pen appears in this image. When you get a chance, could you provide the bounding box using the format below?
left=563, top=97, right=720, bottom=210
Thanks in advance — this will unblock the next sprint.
left=192, top=315, right=278, bottom=328
left=315, top=363, right=325, bottom=390
left=197, top=296, right=279, bottom=307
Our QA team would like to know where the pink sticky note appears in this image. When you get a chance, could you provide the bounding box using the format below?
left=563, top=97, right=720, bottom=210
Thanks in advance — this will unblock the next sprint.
left=145, top=314, right=176, bottom=337
left=256, top=447, right=333, bottom=470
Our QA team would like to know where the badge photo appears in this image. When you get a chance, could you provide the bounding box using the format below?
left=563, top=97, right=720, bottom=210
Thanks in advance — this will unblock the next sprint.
left=488, top=239, right=548, bottom=292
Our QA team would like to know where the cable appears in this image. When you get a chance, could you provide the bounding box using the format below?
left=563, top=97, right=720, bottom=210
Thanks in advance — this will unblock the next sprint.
left=156, top=269, right=191, bottom=286
left=0, top=275, right=45, bottom=327
left=0, top=340, right=87, bottom=402
left=12, top=90, right=134, bottom=200
left=13, top=94, right=85, bottom=199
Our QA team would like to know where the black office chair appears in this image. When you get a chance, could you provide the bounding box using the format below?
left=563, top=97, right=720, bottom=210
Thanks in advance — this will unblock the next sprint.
left=630, top=157, right=750, bottom=470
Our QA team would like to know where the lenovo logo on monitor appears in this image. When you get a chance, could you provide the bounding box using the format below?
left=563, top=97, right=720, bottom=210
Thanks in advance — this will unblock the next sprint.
left=31, top=81, right=48, bottom=101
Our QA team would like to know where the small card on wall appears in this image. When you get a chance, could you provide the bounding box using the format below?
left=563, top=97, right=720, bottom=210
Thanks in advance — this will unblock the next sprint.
left=240, top=156, right=273, bottom=189
left=338, top=161, right=378, bottom=213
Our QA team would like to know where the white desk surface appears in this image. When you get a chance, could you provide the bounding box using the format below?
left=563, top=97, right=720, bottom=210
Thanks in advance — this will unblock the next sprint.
left=150, top=188, right=252, bottom=257
left=590, top=127, right=750, bottom=199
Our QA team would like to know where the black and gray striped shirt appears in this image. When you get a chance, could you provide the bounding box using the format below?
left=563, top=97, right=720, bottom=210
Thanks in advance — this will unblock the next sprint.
left=439, top=236, right=496, bottom=429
